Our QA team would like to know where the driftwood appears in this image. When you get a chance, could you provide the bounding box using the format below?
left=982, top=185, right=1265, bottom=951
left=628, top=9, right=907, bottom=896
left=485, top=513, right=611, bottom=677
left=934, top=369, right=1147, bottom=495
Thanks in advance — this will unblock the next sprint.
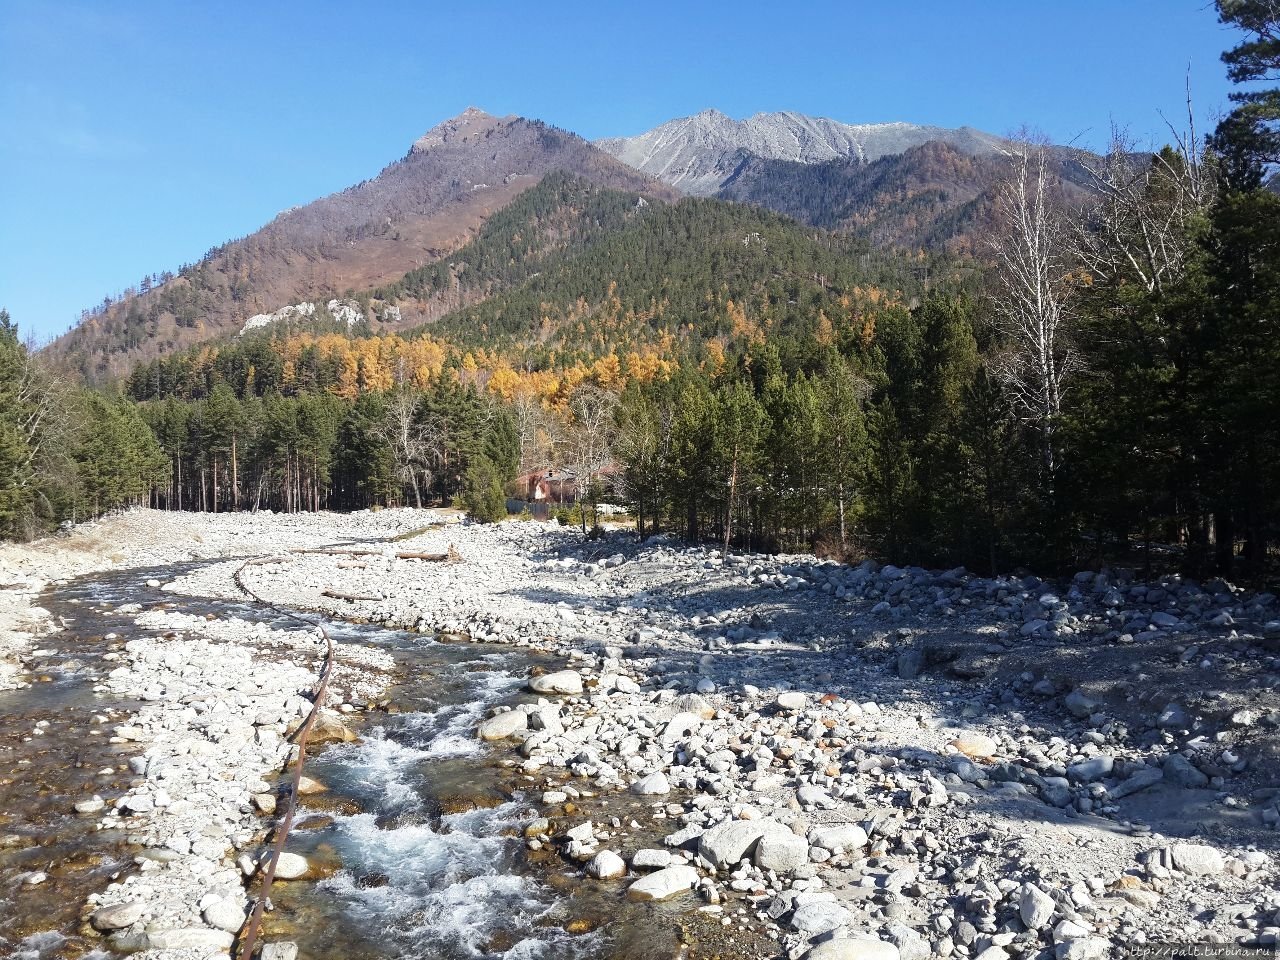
left=321, top=589, right=382, bottom=602
left=292, top=544, right=461, bottom=562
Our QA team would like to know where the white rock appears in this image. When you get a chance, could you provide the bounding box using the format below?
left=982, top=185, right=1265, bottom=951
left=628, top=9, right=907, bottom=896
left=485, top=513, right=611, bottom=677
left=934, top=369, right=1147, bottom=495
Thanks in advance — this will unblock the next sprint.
left=145, top=928, right=235, bottom=951
left=91, top=901, right=145, bottom=931
left=754, top=830, right=809, bottom=874
left=804, top=939, right=900, bottom=960
left=1019, top=883, right=1056, bottom=930
left=529, top=670, right=583, bottom=695
left=809, top=823, right=869, bottom=853
left=1170, top=843, right=1225, bottom=876
left=272, top=852, right=310, bottom=880
left=585, top=850, right=627, bottom=880
left=478, top=710, right=528, bottom=740
left=203, top=897, right=246, bottom=932
left=626, top=864, right=699, bottom=901
left=631, top=771, right=671, bottom=795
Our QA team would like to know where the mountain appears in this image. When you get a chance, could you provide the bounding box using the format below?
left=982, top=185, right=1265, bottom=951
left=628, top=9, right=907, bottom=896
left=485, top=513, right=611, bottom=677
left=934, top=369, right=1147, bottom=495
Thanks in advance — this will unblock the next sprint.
left=47, top=108, right=677, bottom=382
left=596, top=109, right=1006, bottom=196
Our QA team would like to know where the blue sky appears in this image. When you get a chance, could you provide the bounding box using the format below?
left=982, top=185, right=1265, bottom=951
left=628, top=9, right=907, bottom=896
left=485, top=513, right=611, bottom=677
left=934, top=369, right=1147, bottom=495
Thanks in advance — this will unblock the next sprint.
left=0, top=1, right=1244, bottom=341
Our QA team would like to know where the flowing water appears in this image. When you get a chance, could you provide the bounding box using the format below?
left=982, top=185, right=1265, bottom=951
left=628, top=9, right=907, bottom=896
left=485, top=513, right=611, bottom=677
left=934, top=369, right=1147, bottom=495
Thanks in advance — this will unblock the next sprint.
left=0, top=564, right=696, bottom=960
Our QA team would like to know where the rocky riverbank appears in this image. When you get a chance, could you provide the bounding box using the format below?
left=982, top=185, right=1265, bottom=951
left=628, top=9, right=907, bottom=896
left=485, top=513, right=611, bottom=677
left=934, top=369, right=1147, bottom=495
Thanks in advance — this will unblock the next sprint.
left=0, top=507, right=434, bottom=692
left=159, top=517, right=1280, bottom=960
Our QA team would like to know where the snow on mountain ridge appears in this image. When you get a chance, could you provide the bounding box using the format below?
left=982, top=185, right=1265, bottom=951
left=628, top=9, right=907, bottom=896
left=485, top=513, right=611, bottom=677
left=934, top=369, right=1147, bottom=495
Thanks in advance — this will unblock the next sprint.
left=597, top=110, right=1006, bottom=196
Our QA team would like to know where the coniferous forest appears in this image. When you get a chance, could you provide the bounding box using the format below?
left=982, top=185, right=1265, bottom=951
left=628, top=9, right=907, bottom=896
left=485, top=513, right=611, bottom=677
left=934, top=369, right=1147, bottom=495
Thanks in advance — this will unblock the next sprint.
left=3, top=2, right=1278, bottom=583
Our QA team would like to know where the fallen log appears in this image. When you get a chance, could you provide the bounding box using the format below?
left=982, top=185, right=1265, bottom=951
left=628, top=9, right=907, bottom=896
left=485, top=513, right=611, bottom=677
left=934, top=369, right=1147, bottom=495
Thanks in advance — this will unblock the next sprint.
left=292, top=545, right=461, bottom=562
left=321, top=589, right=382, bottom=602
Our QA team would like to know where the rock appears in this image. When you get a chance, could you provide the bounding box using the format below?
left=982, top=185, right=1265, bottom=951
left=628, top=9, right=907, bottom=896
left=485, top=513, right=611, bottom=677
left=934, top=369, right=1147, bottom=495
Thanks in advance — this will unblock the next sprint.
left=1170, top=843, right=1225, bottom=876
left=897, top=650, right=923, bottom=680
left=699, top=818, right=785, bottom=869
left=630, top=849, right=673, bottom=870
left=974, top=948, right=1009, bottom=960
left=91, top=902, right=145, bottom=931
left=1064, top=689, right=1098, bottom=719
left=252, top=792, right=278, bottom=814
left=803, top=939, right=900, bottom=960
left=261, top=945, right=300, bottom=960
left=529, top=670, right=583, bottom=695
left=296, top=776, right=326, bottom=795
left=1066, top=754, right=1113, bottom=782
left=754, top=830, right=809, bottom=874
left=631, top=771, right=671, bottom=795
left=776, top=691, right=807, bottom=711
left=626, top=864, right=699, bottom=901
left=1055, top=938, right=1109, bottom=960
left=950, top=730, right=998, bottom=759
left=1108, top=767, right=1163, bottom=799
left=307, top=711, right=357, bottom=745
left=74, top=796, right=105, bottom=814
left=809, top=823, right=868, bottom=853
left=585, top=850, right=627, bottom=880
left=478, top=710, right=528, bottom=740
left=145, top=928, right=236, bottom=951
left=202, top=898, right=246, bottom=932
left=1162, top=754, right=1209, bottom=788
left=791, top=901, right=852, bottom=936
left=1157, top=703, right=1190, bottom=729
left=1019, top=883, right=1056, bottom=930
left=661, top=712, right=703, bottom=745
left=272, top=852, right=310, bottom=879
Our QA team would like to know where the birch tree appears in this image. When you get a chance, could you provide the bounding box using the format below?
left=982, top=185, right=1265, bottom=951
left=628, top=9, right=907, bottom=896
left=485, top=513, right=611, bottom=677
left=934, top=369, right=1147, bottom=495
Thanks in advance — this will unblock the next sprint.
left=988, top=138, right=1078, bottom=490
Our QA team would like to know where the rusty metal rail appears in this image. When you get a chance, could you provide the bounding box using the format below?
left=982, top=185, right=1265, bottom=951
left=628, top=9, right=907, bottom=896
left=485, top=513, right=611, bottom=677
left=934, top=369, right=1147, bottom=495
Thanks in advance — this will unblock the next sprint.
left=232, top=556, right=337, bottom=960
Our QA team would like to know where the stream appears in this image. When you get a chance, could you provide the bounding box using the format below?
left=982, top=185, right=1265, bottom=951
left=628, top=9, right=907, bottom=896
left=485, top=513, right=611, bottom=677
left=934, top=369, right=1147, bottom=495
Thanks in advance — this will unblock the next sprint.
left=0, top=562, right=694, bottom=960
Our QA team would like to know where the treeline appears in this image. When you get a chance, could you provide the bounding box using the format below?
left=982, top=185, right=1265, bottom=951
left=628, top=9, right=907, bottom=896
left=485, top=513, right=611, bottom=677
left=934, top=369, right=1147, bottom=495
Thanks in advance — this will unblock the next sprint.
left=0, top=310, right=165, bottom=539
left=138, top=381, right=518, bottom=515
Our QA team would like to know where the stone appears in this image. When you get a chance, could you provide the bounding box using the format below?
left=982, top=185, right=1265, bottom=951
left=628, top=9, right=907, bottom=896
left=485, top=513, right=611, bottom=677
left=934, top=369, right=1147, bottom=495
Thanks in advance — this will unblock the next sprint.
left=631, top=849, right=673, bottom=870
left=478, top=710, right=528, bottom=740
left=585, top=850, right=627, bottom=880
left=776, top=691, right=807, bottom=711
left=1066, top=754, right=1113, bottom=782
left=1157, top=703, right=1190, bottom=729
left=803, top=939, right=900, bottom=960
left=1019, top=883, right=1056, bottom=930
left=272, top=852, right=310, bottom=879
left=631, top=771, right=671, bottom=795
left=809, top=823, right=868, bottom=854
left=699, top=818, right=786, bottom=869
left=296, top=776, right=326, bottom=795
left=145, top=928, right=236, bottom=951
left=261, top=945, right=300, bottom=960
left=974, top=948, right=1009, bottom=960
left=1108, top=767, right=1163, bottom=799
left=1055, top=938, right=1109, bottom=960
left=626, top=864, right=699, bottom=901
left=1162, top=754, right=1209, bottom=788
left=74, top=796, right=105, bottom=814
left=1170, top=843, right=1225, bottom=876
left=1064, top=689, right=1098, bottom=719
left=950, top=731, right=998, bottom=759
left=662, top=712, right=703, bottom=745
left=202, top=897, right=246, bottom=933
left=791, top=901, right=852, bottom=936
left=529, top=670, right=583, bottom=695
left=90, top=901, right=145, bottom=931
left=307, top=711, right=357, bottom=745
left=754, top=830, right=809, bottom=874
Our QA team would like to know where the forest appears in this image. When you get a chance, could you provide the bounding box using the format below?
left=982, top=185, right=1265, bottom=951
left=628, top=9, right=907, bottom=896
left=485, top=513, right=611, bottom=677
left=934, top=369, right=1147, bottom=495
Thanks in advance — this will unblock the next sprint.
left=2, top=1, right=1276, bottom=582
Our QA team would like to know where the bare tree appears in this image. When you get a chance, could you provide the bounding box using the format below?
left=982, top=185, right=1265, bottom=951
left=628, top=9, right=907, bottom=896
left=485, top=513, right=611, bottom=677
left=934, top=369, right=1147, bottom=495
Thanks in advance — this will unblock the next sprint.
left=376, top=389, right=445, bottom=507
left=565, top=384, right=619, bottom=535
left=988, top=137, right=1079, bottom=487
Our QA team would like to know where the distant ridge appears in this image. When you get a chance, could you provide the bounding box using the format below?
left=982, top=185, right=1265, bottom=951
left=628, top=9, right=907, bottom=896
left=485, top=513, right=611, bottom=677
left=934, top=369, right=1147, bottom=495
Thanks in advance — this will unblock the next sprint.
left=597, top=109, right=1007, bottom=195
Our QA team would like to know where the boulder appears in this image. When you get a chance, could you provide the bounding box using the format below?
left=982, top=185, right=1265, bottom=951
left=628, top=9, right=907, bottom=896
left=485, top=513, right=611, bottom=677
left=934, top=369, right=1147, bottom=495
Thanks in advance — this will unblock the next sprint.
left=699, top=818, right=787, bottom=869
left=630, top=849, right=673, bottom=870
left=1064, top=689, right=1098, bottom=719
left=1019, top=883, right=1056, bottom=930
left=791, top=901, right=852, bottom=936
left=754, top=830, right=809, bottom=874
left=626, top=864, right=699, bottom=901
left=803, top=938, right=899, bottom=960
left=272, top=852, right=310, bottom=879
left=1170, top=843, right=1225, bottom=876
left=585, top=850, right=627, bottom=880
left=529, top=670, right=583, bottom=695
left=809, top=823, right=868, bottom=853
left=202, top=898, right=246, bottom=933
left=776, top=691, right=807, bottom=711
left=145, top=929, right=235, bottom=951
left=1108, top=767, right=1163, bottom=799
left=950, top=731, right=998, bottom=759
left=478, top=711, right=528, bottom=740
left=631, top=771, right=671, bottom=795
left=261, top=945, right=300, bottom=960
left=1066, top=754, right=1113, bottom=782
left=1162, top=754, right=1209, bottom=788
left=90, top=902, right=145, bottom=931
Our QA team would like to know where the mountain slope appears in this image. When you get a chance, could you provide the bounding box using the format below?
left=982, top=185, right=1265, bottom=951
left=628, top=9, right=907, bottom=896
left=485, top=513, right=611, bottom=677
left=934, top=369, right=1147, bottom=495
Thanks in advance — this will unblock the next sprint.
left=47, top=109, right=677, bottom=382
left=597, top=109, right=1006, bottom=196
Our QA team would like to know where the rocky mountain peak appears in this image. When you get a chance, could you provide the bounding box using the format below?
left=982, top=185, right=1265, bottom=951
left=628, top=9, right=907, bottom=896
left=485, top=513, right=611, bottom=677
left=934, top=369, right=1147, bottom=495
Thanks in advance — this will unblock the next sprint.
left=410, top=107, right=505, bottom=155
